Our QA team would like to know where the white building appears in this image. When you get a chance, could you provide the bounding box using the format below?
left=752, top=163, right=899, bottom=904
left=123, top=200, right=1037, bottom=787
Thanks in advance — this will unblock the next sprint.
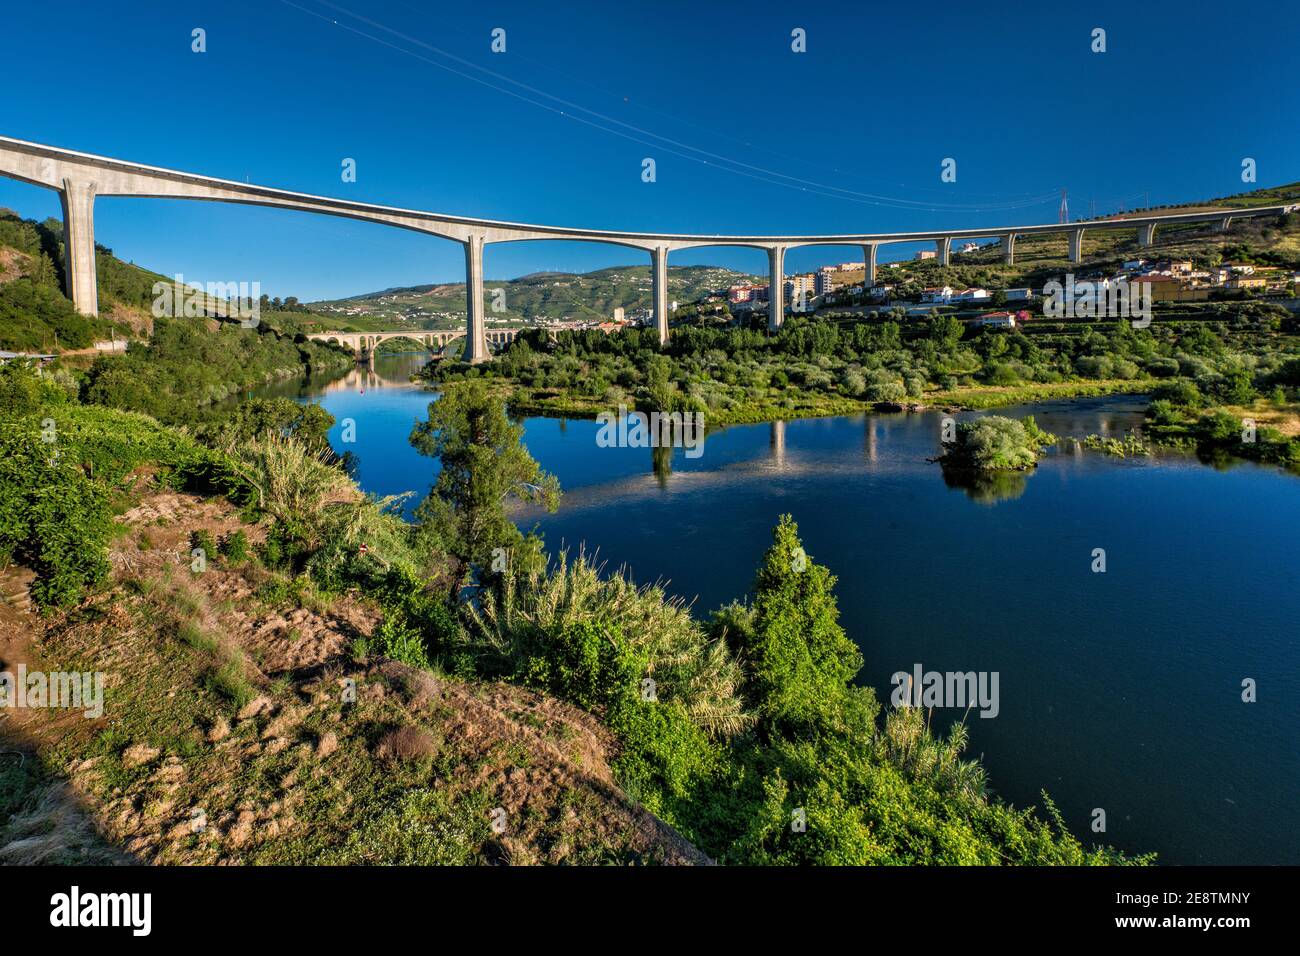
left=920, top=285, right=954, bottom=304
left=815, top=268, right=837, bottom=297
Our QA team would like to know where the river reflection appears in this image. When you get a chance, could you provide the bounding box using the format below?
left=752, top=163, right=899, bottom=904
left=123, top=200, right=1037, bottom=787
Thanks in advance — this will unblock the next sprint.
left=246, top=362, right=1300, bottom=867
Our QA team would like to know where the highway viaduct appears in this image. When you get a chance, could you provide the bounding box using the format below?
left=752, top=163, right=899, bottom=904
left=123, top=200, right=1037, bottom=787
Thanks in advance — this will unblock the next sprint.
left=1, top=135, right=1294, bottom=363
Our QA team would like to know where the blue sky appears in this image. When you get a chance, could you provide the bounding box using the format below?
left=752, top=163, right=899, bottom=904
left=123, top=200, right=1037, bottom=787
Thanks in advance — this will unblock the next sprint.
left=1, top=0, right=1296, bottom=300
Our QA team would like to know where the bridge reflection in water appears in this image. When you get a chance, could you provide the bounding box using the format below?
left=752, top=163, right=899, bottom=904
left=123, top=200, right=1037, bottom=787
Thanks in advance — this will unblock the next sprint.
left=313, top=352, right=434, bottom=396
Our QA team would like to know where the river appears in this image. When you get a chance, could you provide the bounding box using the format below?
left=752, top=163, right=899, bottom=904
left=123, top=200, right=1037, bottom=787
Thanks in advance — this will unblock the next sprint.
left=250, top=351, right=1300, bottom=865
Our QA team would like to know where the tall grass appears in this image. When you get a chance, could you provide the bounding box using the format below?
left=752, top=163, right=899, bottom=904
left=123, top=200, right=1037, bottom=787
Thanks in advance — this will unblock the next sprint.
left=465, top=550, right=752, bottom=738
left=225, top=433, right=416, bottom=578
left=226, top=433, right=355, bottom=542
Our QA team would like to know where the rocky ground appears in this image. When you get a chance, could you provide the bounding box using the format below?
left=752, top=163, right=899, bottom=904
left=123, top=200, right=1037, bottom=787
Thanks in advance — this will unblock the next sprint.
left=0, top=486, right=709, bottom=865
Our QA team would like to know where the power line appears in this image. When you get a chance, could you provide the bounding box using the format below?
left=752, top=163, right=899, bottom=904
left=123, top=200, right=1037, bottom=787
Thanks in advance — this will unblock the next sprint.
left=279, top=0, right=1059, bottom=215
left=386, top=0, right=1054, bottom=203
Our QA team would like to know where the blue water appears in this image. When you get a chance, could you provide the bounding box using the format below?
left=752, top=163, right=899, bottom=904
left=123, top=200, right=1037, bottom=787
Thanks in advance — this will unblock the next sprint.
left=259, top=353, right=1300, bottom=865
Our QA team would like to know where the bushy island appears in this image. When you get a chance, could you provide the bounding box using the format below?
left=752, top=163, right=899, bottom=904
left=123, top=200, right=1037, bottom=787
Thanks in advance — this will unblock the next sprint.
left=939, top=416, right=1057, bottom=472
left=0, top=362, right=1150, bottom=865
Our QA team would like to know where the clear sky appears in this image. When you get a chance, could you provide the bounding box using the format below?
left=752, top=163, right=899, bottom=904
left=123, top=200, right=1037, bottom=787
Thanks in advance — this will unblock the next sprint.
left=1, top=0, right=1296, bottom=300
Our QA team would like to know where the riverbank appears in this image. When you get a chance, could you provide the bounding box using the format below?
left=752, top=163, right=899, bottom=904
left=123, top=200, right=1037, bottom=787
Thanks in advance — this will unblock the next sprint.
left=497, top=377, right=1147, bottom=424
left=1, top=362, right=1150, bottom=865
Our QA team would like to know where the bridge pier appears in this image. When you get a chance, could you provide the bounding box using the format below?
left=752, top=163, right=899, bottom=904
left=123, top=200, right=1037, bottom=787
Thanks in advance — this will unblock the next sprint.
left=652, top=245, right=670, bottom=346
left=935, top=237, right=951, bottom=266
left=1068, top=228, right=1085, bottom=264
left=767, top=245, right=786, bottom=332
left=1138, top=222, right=1156, bottom=247
left=1218, top=216, right=1233, bottom=232
left=862, top=243, right=877, bottom=286
left=464, top=234, right=488, bottom=363
left=1001, top=233, right=1016, bottom=265
left=60, top=177, right=98, bottom=316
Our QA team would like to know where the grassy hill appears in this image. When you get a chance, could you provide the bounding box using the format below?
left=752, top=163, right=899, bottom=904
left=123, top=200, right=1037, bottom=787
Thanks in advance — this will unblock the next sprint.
left=880, top=186, right=1300, bottom=297
left=311, top=264, right=761, bottom=328
left=0, top=209, right=150, bottom=351
left=0, top=209, right=353, bottom=351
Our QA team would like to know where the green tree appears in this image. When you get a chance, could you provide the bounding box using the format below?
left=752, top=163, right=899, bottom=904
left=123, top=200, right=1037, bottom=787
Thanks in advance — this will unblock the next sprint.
left=409, top=380, right=559, bottom=593
left=727, top=514, right=862, bottom=735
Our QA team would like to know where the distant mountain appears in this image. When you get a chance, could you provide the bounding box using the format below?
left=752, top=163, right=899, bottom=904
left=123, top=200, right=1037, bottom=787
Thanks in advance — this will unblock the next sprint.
left=310, top=264, right=761, bottom=326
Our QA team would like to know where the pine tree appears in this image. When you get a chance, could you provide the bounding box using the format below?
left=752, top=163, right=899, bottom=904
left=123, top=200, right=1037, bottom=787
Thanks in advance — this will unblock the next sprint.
left=733, top=514, right=862, bottom=735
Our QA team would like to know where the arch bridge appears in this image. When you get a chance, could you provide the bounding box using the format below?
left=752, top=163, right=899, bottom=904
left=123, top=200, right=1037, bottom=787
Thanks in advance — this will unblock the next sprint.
left=310, top=328, right=520, bottom=357
left=1, top=135, right=1294, bottom=362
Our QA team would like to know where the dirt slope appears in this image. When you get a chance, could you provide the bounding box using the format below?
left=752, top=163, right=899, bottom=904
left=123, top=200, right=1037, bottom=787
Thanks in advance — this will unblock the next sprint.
left=0, top=488, right=710, bottom=865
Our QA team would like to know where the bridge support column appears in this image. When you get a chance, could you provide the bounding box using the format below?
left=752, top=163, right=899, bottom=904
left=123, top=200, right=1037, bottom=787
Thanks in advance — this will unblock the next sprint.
left=1138, top=222, right=1156, bottom=247
left=1218, top=216, right=1233, bottom=232
left=767, top=245, right=786, bottom=332
left=59, top=177, right=98, bottom=316
left=935, top=237, right=951, bottom=266
left=1068, top=228, right=1085, bottom=264
left=651, top=245, right=670, bottom=346
left=862, top=243, right=877, bottom=286
left=1001, top=233, right=1016, bottom=265
left=464, top=234, right=488, bottom=364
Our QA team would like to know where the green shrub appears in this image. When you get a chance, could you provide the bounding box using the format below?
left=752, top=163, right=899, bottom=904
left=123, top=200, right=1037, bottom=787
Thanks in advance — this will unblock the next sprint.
left=0, top=360, right=46, bottom=415
left=866, top=381, right=907, bottom=403
left=941, top=415, right=1056, bottom=472
left=0, top=422, right=112, bottom=608
left=370, top=615, right=433, bottom=670
left=521, top=620, right=638, bottom=710
left=217, top=529, right=250, bottom=563
left=189, top=529, right=216, bottom=561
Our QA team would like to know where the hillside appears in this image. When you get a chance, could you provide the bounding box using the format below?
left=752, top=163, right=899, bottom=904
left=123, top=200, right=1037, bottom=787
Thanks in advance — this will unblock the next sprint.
left=0, top=209, right=154, bottom=352
left=0, top=208, right=352, bottom=352
left=877, top=186, right=1300, bottom=298
left=311, top=264, right=761, bottom=328
left=0, top=485, right=709, bottom=865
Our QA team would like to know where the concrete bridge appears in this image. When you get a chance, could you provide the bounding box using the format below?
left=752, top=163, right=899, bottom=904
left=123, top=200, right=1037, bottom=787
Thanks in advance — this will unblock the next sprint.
left=1, top=134, right=1294, bottom=362
left=308, top=328, right=521, bottom=357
